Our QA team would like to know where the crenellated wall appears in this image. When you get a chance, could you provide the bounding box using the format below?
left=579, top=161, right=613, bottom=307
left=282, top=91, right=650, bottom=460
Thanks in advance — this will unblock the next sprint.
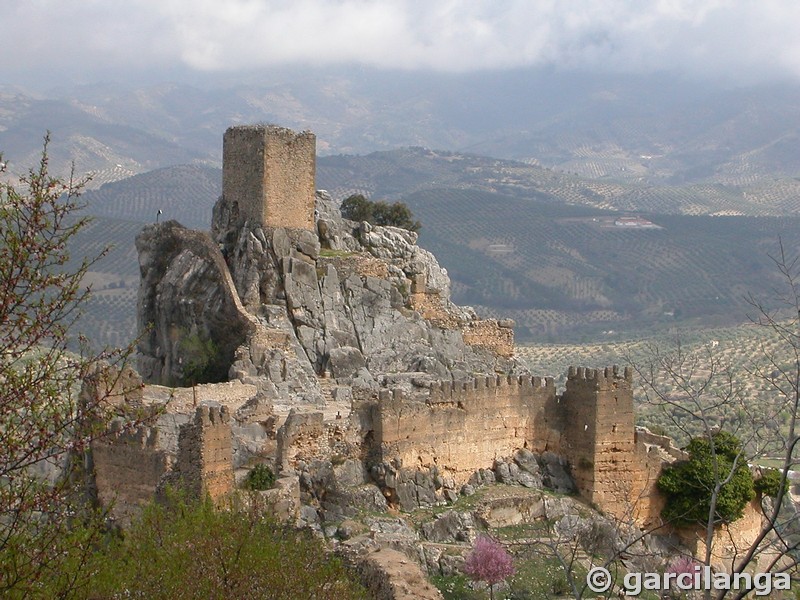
left=559, top=366, right=642, bottom=518
left=374, top=366, right=665, bottom=522
left=375, top=375, right=555, bottom=483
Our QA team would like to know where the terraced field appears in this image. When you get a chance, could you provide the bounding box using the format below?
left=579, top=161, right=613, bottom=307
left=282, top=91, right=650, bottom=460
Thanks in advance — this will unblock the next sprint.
left=66, top=215, right=142, bottom=351
left=82, top=164, right=221, bottom=229
left=404, top=188, right=800, bottom=341
left=517, top=320, right=796, bottom=449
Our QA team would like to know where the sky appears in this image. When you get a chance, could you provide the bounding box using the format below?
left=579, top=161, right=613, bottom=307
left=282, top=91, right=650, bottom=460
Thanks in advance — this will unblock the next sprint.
left=3, top=0, right=800, bottom=87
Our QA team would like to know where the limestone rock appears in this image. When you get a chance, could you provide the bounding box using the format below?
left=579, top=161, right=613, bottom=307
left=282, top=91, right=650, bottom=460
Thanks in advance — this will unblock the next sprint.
left=421, top=511, right=477, bottom=543
left=135, top=221, right=253, bottom=386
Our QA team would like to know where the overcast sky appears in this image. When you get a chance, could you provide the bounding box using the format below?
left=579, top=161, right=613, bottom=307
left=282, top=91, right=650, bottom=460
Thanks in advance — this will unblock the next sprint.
left=3, top=0, right=800, bottom=86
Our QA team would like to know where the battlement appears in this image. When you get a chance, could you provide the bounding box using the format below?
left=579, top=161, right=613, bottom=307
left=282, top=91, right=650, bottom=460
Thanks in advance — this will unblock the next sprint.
left=566, top=365, right=633, bottom=391
left=194, top=404, right=231, bottom=427
left=426, top=374, right=555, bottom=405
left=222, top=125, right=316, bottom=231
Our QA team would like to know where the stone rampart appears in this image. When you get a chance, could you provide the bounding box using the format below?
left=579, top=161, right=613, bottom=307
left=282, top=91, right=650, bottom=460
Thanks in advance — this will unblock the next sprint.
left=222, top=125, right=316, bottom=231
left=91, top=421, right=169, bottom=525
left=376, top=375, right=555, bottom=484
left=374, top=366, right=658, bottom=522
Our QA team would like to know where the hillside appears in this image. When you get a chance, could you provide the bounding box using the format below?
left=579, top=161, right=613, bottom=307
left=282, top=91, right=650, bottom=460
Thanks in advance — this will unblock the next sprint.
left=404, top=188, right=800, bottom=341
left=67, top=148, right=800, bottom=349
left=81, top=164, right=221, bottom=229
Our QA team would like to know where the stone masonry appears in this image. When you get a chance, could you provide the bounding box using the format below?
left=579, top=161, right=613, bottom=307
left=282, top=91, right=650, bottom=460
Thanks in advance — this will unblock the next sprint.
left=373, top=365, right=663, bottom=523
left=222, top=125, right=316, bottom=230
left=160, top=405, right=235, bottom=503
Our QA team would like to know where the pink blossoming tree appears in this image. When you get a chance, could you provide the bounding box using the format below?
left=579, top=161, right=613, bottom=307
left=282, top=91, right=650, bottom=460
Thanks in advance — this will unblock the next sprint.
left=463, top=535, right=515, bottom=600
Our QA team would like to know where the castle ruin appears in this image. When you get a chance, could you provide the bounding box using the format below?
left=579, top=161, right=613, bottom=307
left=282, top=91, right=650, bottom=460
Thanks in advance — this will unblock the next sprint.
left=96, top=124, right=677, bottom=538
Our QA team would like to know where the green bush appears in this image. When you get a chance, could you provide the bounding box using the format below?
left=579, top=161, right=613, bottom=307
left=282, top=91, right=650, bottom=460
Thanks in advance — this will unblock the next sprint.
left=658, top=431, right=754, bottom=527
left=244, top=463, right=276, bottom=491
left=341, top=194, right=421, bottom=232
left=754, top=468, right=787, bottom=498
left=88, top=495, right=368, bottom=599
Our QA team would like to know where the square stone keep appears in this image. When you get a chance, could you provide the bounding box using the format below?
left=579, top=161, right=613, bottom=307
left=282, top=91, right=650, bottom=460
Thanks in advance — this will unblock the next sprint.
left=223, top=125, right=316, bottom=230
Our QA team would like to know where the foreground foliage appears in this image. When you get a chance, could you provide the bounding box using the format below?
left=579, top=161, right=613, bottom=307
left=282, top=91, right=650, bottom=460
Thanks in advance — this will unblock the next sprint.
left=0, top=137, right=136, bottom=597
left=88, top=495, right=368, bottom=599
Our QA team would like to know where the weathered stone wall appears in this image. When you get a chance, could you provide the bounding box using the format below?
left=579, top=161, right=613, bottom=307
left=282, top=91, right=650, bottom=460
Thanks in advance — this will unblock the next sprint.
left=373, top=366, right=659, bottom=523
left=222, top=125, right=316, bottom=231
left=375, top=376, right=555, bottom=485
left=91, top=422, right=169, bottom=525
left=171, top=405, right=235, bottom=502
left=678, top=497, right=766, bottom=572
left=561, top=366, right=638, bottom=515
left=460, top=319, right=515, bottom=358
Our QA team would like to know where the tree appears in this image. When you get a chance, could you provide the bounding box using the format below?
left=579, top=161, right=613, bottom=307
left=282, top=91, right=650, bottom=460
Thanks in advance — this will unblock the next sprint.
left=463, top=535, right=515, bottom=600
left=631, top=240, right=800, bottom=599
left=341, top=194, right=421, bottom=232
left=657, top=431, right=754, bottom=527
left=0, top=136, right=138, bottom=597
left=340, top=193, right=374, bottom=223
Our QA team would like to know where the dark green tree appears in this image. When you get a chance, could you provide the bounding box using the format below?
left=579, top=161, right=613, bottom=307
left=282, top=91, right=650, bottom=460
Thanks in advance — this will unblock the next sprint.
left=340, top=193, right=374, bottom=223
left=658, top=431, right=754, bottom=527
left=753, top=468, right=787, bottom=498
left=341, top=194, right=421, bottom=232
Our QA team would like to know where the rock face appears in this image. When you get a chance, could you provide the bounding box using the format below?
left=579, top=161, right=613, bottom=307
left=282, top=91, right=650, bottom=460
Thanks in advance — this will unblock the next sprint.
left=136, top=221, right=254, bottom=386
left=137, top=188, right=524, bottom=391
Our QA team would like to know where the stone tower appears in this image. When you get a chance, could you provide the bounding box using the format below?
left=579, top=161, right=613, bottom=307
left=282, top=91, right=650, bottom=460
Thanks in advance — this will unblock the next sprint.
left=561, top=366, right=636, bottom=510
left=172, top=405, right=234, bottom=502
left=222, top=125, right=316, bottom=230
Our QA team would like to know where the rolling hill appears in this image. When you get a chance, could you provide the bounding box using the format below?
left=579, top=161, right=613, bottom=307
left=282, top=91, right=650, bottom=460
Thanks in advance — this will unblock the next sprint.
left=67, top=147, right=800, bottom=349
left=3, top=70, right=800, bottom=190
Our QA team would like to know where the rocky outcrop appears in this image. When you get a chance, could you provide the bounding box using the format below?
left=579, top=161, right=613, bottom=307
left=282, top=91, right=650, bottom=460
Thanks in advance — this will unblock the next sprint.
left=136, top=221, right=254, bottom=386
left=137, top=189, right=525, bottom=396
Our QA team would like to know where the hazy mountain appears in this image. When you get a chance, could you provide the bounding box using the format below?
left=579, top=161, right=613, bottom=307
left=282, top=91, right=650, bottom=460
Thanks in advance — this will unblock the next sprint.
left=2, top=69, right=799, bottom=188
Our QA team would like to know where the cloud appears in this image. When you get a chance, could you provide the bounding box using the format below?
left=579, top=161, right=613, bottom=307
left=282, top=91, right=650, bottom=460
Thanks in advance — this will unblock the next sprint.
left=3, top=0, right=800, bottom=83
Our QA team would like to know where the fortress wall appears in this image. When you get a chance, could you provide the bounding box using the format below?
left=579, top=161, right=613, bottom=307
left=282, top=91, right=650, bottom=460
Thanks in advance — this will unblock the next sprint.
left=92, top=422, right=169, bottom=525
left=222, top=125, right=316, bottom=231
left=173, top=405, right=234, bottom=502
left=373, top=365, right=654, bottom=522
left=376, top=376, right=555, bottom=484
left=461, top=320, right=515, bottom=358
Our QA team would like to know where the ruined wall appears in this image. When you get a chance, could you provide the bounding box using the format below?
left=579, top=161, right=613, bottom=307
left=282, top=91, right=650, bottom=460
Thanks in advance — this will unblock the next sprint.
left=91, top=421, right=169, bottom=525
left=171, top=405, right=235, bottom=502
left=678, top=497, right=766, bottom=572
left=222, top=125, right=316, bottom=231
left=375, top=375, right=555, bottom=484
left=460, top=319, right=515, bottom=358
